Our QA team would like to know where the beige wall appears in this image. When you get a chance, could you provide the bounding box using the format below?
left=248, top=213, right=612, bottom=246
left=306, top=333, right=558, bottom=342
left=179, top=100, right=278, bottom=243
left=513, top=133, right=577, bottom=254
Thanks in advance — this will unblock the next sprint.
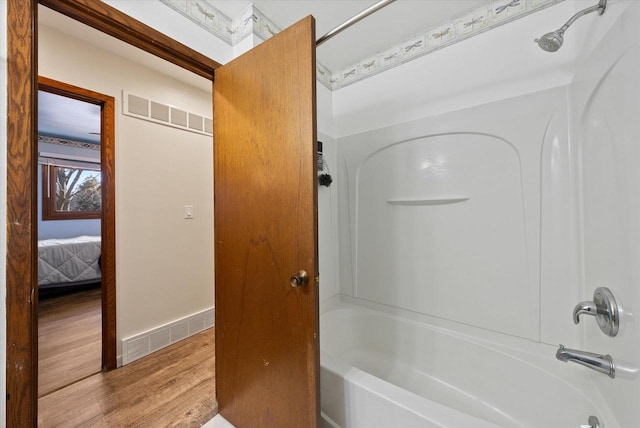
left=38, top=22, right=214, bottom=357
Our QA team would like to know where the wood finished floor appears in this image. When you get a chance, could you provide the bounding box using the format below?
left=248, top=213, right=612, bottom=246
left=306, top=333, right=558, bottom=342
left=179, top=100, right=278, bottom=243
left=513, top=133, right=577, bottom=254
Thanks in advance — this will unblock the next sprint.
left=38, top=292, right=217, bottom=427
left=38, top=287, right=103, bottom=397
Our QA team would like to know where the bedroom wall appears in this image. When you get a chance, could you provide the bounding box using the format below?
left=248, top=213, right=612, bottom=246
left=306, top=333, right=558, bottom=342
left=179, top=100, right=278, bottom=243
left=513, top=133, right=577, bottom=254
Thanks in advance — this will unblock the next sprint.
left=37, top=143, right=101, bottom=240
left=39, top=20, right=215, bottom=361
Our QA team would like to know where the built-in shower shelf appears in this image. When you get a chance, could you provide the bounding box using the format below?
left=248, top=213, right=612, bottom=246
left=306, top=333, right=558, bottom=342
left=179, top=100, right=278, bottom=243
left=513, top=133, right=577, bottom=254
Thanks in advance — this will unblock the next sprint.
left=386, top=196, right=470, bottom=206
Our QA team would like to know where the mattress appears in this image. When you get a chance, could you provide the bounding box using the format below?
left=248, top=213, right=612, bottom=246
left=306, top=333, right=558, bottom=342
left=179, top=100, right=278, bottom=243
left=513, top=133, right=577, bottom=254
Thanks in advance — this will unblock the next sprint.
left=38, top=235, right=102, bottom=287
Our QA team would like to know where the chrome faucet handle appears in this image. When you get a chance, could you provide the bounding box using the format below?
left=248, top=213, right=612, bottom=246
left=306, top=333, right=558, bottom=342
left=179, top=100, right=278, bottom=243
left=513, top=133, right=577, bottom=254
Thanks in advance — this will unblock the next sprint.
left=587, top=415, right=602, bottom=428
left=572, top=287, right=619, bottom=337
left=573, top=301, right=599, bottom=324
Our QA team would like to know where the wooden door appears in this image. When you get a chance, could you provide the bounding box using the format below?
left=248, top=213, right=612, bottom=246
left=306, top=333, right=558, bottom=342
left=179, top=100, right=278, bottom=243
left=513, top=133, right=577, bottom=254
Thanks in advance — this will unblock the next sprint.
left=213, top=16, right=319, bottom=428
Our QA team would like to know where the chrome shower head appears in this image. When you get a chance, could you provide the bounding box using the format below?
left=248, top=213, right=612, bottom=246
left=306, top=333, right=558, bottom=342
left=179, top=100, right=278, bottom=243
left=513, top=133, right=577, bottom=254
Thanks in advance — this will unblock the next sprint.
left=534, top=0, right=606, bottom=53
left=535, top=31, right=564, bottom=52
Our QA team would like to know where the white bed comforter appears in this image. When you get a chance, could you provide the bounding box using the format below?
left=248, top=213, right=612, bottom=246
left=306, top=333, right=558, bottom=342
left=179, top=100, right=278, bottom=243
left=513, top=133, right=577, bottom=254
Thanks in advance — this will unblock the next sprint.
left=38, top=235, right=102, bottom=286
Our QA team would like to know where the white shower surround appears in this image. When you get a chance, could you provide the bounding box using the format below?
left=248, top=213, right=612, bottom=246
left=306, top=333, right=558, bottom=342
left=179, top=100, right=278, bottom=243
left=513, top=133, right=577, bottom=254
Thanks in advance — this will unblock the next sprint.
left=323, top=1, right=640, bottom=427
left=338, top=85, right=575, bottom=345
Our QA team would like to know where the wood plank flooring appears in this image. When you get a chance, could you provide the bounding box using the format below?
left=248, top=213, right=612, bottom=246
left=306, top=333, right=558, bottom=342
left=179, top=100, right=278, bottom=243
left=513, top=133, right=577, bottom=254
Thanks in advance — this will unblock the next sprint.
left=38, top=287, right=103, bottom=397
left=38, top=327, right=217, bottom=427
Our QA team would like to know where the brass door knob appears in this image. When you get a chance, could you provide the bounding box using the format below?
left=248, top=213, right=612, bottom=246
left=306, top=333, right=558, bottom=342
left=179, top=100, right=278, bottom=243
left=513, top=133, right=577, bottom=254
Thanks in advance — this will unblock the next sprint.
left=290, top=270, right=309, bottom=288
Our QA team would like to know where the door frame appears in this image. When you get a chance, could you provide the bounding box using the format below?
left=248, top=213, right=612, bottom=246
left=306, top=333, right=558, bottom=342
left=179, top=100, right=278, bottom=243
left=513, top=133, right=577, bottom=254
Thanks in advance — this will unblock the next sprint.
left=38, top=75, right=117, bottom=373
left=6, top=1, right=220, bottom=425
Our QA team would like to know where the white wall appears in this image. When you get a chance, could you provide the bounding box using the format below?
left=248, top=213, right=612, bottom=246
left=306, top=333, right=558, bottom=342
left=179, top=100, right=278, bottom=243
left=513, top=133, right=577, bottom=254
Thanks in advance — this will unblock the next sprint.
left=337, top=87, right=577, bottom=344
left=39, top=23, right=214, bottom=356
left=331, top=1, right=578, bottom=138
left=318, top=132, right=339, bottom=303
left=317, top=83, right=334, bottom=138
left=318, top=80, right=339, bottom=302
left=570, top=2, right=639, bottom=426
left=0, top=0, right=7, bottom=421
left=331, top=1, right=585, bottom=343
left=233, top=34, right=261, bottom=58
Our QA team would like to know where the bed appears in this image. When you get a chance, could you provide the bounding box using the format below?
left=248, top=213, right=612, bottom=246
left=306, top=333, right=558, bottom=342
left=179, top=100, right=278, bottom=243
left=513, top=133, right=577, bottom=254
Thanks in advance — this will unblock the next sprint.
left=38, top=235, right=102, bottom=289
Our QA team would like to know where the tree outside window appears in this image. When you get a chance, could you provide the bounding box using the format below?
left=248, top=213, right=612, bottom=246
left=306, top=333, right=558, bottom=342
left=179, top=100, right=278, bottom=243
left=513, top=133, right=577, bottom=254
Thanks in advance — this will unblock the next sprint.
left=43, top=165, right=101, bottom=220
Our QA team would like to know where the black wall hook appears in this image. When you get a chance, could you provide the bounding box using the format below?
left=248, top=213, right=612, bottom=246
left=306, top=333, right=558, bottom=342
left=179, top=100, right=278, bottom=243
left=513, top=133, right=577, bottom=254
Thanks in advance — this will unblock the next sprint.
left=319, top=174, right=333, bottom=187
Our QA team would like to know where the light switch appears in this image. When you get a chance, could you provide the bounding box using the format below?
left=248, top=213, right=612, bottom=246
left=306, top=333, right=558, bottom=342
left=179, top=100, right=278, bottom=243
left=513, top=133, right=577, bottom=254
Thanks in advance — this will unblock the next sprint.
left=184, top=205, right=194, bottom=219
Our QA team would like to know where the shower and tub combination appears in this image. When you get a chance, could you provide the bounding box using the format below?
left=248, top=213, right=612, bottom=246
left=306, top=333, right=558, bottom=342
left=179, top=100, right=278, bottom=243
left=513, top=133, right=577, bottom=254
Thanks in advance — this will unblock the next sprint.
left=319, top=0, right=639, bottom=427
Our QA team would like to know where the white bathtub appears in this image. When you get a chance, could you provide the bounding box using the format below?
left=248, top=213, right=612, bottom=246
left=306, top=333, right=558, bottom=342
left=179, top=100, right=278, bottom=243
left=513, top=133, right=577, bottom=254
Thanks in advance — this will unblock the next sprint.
left=320, top=302, right=615, bottom=428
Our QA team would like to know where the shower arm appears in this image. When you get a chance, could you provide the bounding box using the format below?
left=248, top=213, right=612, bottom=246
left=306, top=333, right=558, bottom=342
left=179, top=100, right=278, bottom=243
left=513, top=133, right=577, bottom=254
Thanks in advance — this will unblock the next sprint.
left=557, top=0, right=606, bottom=35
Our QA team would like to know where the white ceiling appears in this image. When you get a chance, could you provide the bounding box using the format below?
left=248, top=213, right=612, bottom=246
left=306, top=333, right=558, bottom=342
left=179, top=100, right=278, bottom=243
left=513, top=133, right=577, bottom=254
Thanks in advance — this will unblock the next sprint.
left=213, top=0, right=491, bottom=71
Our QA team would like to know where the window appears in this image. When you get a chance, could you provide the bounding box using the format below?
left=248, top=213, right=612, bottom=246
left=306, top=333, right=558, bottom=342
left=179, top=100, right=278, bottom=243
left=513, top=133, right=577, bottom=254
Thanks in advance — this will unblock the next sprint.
left=42, top=164, right=102, bottom=220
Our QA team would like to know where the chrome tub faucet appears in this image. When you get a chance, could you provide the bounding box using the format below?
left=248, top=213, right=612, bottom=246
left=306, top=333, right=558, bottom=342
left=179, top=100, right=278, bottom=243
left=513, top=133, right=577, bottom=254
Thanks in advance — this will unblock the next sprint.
left=556, top=345, right=615, bottom=378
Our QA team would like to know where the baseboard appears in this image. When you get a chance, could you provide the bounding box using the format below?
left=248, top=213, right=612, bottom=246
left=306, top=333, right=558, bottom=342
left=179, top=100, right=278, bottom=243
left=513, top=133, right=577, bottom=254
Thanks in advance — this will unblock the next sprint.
left=121, top=307, right=215, bottom=366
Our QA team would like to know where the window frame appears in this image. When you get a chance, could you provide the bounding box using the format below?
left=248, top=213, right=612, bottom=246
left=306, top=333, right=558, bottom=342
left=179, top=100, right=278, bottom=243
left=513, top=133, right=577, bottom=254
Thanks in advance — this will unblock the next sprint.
left=41, top=163, right=102, bottom=220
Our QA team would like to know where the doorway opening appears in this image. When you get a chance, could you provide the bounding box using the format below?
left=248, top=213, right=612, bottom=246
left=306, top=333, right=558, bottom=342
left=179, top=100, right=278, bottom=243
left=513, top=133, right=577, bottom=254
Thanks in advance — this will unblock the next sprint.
left=6, top=1, right=219, bottom=424
left=36, top=79, right=113, bottom=398
left=37, top=3, right=215, bottom=424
